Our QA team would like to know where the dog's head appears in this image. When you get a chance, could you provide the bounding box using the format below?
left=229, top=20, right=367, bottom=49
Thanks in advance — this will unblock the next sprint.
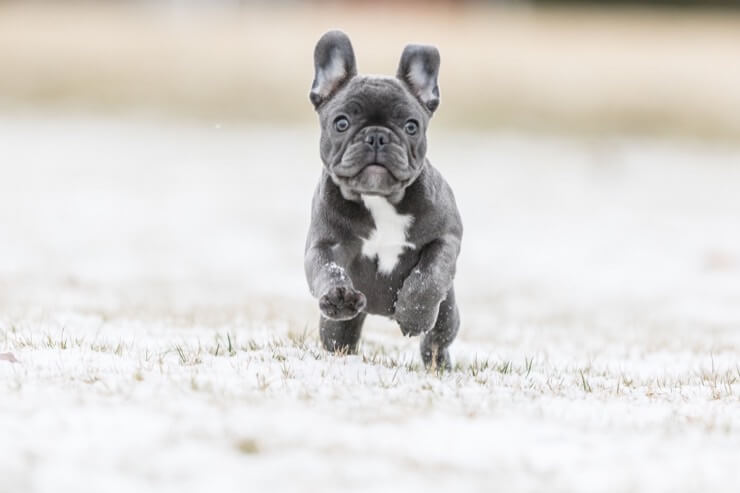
left=310, top=30, right=440, bottom=202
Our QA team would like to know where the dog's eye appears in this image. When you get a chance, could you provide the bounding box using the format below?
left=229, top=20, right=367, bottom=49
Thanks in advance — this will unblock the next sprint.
left=334, top=116, right=350, bottom=132
left=404, top=120, right=419, bottom=135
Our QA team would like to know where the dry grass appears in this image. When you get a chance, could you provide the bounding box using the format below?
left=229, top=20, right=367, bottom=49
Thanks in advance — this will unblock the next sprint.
left=1, top=3, right=740, bottom=138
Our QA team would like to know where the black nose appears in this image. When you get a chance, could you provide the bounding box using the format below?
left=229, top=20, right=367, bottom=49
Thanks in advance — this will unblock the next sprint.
left=364, top=131, right=387, bottom=150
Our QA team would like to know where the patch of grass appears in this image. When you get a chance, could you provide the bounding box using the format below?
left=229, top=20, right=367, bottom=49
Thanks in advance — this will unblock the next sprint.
left=468, top=356, right=490, bottom=377
left=280, top=361, right=295, bottom=380
left=175, top=345, right=187, bottom=365
left=497, top=360, right=512, bottom=375
left=255, top=373, right=270, bottom=391
left=244, top=339, right=260, bottom=352
left=524, top=356, right=534, bottom=377
left=227, top=333, right=235, bottom=355
left=235, top=438, right=259, bottom=455
left=174, top=344, right=203, bottom=366
left=579, top=370, right=593, bottom=393
left=286, top=326, right=310, bottom=351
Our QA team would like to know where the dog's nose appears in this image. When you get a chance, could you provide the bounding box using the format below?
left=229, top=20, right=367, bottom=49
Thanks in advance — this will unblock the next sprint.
left=364, top=130, right=388, bottom=150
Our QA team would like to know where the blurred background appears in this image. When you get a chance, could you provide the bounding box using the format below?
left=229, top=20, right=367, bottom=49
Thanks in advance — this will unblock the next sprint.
left=1, top=0, right=740, bottom=138
left=3, top=4, right=740, bottom=491
left=1, top=0, right=739, bottom=337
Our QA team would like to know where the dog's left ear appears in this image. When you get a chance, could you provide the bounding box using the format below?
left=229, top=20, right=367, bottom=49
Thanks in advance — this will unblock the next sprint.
left=397, top=44, right=440, bottom=113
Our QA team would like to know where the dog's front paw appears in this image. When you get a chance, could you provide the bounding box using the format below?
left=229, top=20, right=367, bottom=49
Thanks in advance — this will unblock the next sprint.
left=319, top=286, right=367, bottom=321
left=395, top=299, right=440, bottom=337
left=394, top=271, right=443, bottom=336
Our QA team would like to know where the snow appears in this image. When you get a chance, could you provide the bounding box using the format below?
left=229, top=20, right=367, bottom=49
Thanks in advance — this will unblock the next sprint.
left=1, top=115, right=740, bottom=492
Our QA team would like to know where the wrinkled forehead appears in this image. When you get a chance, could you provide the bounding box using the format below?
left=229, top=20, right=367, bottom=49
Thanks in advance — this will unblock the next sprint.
left=322, top=76, right=427, bottom=121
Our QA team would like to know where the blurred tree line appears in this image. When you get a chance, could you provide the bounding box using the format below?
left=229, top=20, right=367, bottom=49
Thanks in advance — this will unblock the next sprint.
left=529, top=0, right=739, bottom=7
left=0, top=0, right=738, bottom=7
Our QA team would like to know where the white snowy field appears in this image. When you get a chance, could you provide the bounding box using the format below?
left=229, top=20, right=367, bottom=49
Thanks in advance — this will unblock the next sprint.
left=1, top=116, right=740, bottom=493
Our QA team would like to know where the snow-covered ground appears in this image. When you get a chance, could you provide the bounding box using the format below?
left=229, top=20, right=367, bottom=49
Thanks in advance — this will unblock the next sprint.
left=1, top=116, right=739, bottom=493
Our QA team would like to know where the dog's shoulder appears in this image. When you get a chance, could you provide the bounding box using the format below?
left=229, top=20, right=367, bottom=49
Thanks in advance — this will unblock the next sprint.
left=403, top=162, right=462, bottom=234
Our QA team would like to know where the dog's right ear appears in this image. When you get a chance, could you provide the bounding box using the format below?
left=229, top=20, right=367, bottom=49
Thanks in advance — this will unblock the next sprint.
left=310, top=30, right=357, bottom=109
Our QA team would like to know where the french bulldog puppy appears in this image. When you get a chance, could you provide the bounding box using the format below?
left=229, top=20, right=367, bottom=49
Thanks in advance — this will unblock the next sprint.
left=304, top=30, right=463, bottom=369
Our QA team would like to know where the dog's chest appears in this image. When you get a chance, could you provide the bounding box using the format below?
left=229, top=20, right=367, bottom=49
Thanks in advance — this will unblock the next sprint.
left=360, top=195, right=415, bottom=275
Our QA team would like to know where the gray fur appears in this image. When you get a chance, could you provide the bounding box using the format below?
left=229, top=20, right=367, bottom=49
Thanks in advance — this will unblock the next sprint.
left=304, top=30, right=463, bottom=369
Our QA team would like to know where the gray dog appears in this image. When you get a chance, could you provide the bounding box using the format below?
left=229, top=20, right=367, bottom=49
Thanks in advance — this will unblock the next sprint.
left=304, top=30, right=463, bottom=369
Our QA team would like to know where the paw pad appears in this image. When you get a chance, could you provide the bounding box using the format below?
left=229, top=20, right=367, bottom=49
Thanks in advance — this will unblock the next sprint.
left=319, top=286, right=367, bottom=321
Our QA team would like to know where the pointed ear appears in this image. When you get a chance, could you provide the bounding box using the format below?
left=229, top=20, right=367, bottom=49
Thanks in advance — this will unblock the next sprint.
left=397, top=44, right=440, bottom=113
left=310, top=30, right=357, bottom=109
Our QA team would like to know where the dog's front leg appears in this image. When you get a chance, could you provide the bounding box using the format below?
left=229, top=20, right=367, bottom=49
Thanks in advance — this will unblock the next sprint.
left=306, top=241, right=368, bottom=353
left=394, top=235, right=460, bottom=337
left=305, top=241, right=367, bottom=322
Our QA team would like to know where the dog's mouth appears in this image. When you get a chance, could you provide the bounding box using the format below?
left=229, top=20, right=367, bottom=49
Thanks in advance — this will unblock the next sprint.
left=342, top=162, right=403, bottom=195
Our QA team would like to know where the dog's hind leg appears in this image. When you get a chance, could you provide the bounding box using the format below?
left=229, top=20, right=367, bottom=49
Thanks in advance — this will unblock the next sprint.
left=420, top=287, right=459, bottom=370
left=320, top=312, right=367, bottom=354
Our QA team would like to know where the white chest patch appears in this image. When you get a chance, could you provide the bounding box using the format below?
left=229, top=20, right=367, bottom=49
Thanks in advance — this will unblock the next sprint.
left=360, top=195, right=415, bottom=275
